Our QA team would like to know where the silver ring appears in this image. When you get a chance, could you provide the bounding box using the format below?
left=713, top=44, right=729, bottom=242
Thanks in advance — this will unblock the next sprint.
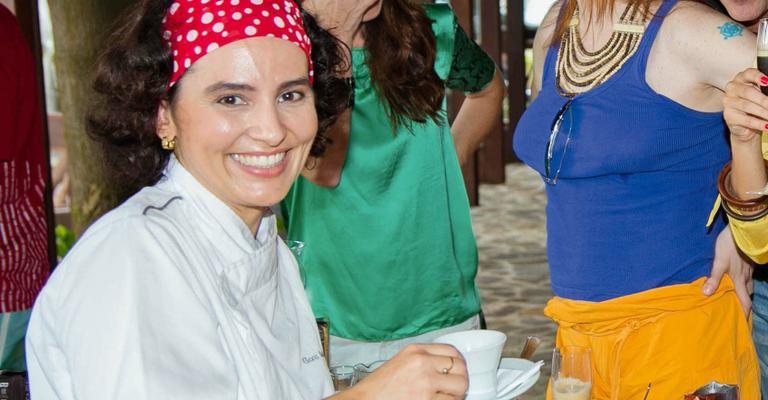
left=441, top=356, right=454, bottom=375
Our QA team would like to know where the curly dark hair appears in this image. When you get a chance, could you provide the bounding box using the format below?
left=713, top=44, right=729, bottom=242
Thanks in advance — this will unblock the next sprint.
left=86, top=0, right=350, bottom=203
left=364, top=0, right=445, bottom=129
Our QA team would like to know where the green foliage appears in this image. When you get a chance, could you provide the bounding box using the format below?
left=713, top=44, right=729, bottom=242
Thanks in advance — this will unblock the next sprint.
left=55, top=224, right=76, bottom=260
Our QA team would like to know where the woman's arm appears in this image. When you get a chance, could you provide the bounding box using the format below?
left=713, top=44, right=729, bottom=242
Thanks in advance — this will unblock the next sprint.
left=723, top=68, right=768, bottom=202
left=27, top=220, right=230, bottom=399
left=451, top=70, right=504, bottom=167
left=653, top=5, right=761, bottom=303
left=529, top=2, right=560, bottom=101
left=702, top=228, right=754, bottom=315
left=721, top=68, right=768, bottom=263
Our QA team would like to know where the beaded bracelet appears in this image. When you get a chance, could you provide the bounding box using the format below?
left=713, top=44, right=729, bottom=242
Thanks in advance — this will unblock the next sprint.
left=717, top=160, right=768, bottom=213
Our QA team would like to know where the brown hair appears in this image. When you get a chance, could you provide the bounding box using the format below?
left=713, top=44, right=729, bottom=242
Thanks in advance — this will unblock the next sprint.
left=363, top=0, right=445, bottom=129
left=550, top=0, right=654, bottom=46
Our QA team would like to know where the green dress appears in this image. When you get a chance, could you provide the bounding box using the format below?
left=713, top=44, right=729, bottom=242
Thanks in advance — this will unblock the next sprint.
left=282, top=4, right=496, bottom=341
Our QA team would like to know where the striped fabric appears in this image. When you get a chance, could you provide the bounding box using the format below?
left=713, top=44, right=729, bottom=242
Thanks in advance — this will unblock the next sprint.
left=0, top=160, right=48, bottom=312
left=0, top=4, right=50, bottom=313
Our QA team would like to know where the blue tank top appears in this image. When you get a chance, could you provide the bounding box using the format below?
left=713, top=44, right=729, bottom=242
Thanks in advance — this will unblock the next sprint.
left=512, top=0, right=729, bottom=301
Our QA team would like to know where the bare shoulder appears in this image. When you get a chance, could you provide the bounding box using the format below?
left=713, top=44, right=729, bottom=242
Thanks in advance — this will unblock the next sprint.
left=533, top=0, right=562, bottom=55
left=646, top=0, right=755, bottom=110
left=657, top=1, right=754, bottom=89
left=661, top=1, right=753, bottom=50
left=531, top=1, right=563, bottom=95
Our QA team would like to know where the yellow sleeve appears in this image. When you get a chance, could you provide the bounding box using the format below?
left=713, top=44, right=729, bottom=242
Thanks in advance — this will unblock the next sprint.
left=706, top=136, right=768, bottom=264
left=706, top=197, right=768, bottom=263
left=729, top=215, right=768, bottom=264
left=728, top=136, right=768, bottom=264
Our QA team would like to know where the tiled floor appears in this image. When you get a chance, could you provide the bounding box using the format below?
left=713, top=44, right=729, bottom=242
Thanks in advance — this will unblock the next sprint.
left=471, top=163, right=556, bottom=399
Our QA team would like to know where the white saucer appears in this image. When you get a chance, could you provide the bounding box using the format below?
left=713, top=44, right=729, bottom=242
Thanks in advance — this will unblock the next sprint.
left=496, top=358, right=541, bottom=400
left=464, top=358, right=542, bottom=400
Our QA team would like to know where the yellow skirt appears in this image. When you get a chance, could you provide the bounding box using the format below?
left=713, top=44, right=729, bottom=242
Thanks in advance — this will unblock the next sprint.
left=544, top=276, right=759, bottom=400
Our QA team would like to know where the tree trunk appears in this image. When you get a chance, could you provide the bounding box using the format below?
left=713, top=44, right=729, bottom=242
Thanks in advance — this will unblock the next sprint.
left=48, top=0, right=131, bottom=234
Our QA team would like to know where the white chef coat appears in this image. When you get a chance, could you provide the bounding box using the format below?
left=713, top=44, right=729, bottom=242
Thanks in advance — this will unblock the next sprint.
left=26, top=157, right=334, bottom=400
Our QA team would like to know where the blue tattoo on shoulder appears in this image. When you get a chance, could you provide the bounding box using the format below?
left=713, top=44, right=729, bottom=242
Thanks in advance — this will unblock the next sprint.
left=718, top=22, right=744, bottom=39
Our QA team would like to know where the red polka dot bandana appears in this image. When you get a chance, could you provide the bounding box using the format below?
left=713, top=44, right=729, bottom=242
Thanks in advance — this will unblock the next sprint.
left=162, top=0, right=313, bottom=88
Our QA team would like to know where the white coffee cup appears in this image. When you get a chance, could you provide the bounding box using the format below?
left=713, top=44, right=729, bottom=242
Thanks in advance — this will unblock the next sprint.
left=433, top=329, right=507, bottom=400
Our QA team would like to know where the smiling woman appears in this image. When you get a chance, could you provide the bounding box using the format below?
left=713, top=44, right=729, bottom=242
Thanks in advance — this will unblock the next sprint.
left=25, top=1, right=341, bottom=398
left=23, top=0, right=471, bottom=399
left=82, top=0, right=348, bottom=207
left=158, top=38, right=318, bottom=230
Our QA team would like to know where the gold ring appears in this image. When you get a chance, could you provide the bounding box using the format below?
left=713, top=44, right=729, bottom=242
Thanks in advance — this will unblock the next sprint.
left=441, top=356, right=454, bottom=375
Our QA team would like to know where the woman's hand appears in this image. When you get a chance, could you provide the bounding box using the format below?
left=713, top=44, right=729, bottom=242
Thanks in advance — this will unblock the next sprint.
left=300, top=0, right=380, bottom=46
left=329, top=343, right=468, bottom=400
left=703, top=228, right=754, bottom=316
left=723, top=68, right=768, bottom=144
left=721, top=68, right=768, bottom=199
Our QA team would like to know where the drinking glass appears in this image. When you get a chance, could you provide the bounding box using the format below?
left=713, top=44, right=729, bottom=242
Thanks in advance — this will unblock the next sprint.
left=329, top=365, right=354, bottom=392
left=757, top=18, right=768, bottom=95
left=351, top=360, right=386, bottom=386
left=551, top=346, right=592, bottom=400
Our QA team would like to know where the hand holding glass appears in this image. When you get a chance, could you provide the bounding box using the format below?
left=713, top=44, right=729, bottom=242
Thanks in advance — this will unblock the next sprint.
left=757, top=18, right=768, bottom=95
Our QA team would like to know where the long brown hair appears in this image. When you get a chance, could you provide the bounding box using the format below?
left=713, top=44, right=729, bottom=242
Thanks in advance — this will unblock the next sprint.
left=364, top=0, right=445, bottom=129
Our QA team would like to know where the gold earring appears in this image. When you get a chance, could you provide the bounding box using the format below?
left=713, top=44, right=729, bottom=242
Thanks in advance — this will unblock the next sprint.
left=305, top=156, right=317, bottom=170
left=161, top=136, right=176, bottom=151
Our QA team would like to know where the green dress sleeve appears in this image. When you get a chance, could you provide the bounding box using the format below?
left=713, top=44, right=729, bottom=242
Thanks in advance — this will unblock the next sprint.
left=445, top=17, right=496, bottom=93
left=423, top=3, right=496, bottom=93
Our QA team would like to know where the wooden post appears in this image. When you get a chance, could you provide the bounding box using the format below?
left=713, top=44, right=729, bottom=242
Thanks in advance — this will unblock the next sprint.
left=13, top=0, right=57, bottom=268
left=449, top=0, right=478, bottom=206
left=477, top=0, right=505, bottom=184
left=504, top=0, right=526, bottom=162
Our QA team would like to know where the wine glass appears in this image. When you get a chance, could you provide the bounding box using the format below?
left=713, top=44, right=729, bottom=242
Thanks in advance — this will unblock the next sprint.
left=757, top=18, right=768, bottom=95
left=551, top=346, right=592, bottom=400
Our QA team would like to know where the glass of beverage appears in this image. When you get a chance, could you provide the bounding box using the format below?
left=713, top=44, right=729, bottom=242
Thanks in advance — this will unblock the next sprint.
left=329, top=365, right=354, bottom=392
left=351, top=360, right=386, bottom=386
left=757, top=18, right=768, bottom=95
left=551, top=346, right=592, bottom=400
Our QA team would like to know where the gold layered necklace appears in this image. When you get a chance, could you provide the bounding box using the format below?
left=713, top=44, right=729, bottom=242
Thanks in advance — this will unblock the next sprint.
left=556, top=2, right=648, bottom=96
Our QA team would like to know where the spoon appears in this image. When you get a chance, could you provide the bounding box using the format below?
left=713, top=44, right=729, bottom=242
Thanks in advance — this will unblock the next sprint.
left=518, top=336, right=541, bottom=360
